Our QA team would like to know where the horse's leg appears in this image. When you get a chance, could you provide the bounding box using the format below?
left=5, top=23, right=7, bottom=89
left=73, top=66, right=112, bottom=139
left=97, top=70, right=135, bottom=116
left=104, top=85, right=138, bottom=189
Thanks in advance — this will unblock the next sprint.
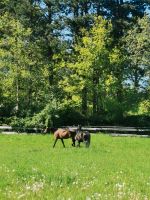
left=76, top=141, right=80, bottom=147
left=53, top=138, right=58, bottom=148
left=72, top=138, right=75, bottom=147
left=61, top=138, right=65, bottom=148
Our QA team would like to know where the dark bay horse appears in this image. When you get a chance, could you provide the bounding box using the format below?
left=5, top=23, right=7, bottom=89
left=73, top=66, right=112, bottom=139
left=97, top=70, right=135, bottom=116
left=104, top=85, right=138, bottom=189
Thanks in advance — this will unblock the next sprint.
left=53, top=128, right=76, bottom=148
left=75, top=126, right=91, bottom=147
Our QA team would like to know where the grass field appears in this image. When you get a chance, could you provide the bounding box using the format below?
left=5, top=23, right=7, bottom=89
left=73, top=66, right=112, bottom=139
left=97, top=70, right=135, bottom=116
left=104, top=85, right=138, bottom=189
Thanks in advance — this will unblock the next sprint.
left=0, top=134, right=150, bottom=200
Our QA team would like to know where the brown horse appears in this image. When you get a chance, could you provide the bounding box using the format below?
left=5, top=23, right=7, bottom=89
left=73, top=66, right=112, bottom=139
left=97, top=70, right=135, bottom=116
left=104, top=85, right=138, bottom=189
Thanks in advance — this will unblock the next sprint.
left=53, top=128, right=76, bottom=148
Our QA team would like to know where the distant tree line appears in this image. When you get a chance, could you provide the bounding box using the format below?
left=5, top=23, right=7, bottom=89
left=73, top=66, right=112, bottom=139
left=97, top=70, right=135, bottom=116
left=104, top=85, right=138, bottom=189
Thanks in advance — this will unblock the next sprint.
left=0, top=0, right=150, bottom=127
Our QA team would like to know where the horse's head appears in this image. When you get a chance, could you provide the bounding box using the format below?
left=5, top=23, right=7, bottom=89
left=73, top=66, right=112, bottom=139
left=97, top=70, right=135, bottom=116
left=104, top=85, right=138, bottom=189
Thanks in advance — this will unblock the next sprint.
left=75, top=130, right=91, bottom=147
left=75, top=131, right=83, bottom=142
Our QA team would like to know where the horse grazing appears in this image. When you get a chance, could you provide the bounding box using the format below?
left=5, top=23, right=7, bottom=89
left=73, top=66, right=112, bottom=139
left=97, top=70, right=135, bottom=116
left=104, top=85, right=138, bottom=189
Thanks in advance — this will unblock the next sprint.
left=53, top=128, right=76, bottom=148
left=75, top=125, right=91, bottom=147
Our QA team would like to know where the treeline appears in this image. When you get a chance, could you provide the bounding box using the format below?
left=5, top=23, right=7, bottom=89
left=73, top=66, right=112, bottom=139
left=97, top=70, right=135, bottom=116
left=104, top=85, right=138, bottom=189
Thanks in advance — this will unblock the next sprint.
left=0, top=0, right=150, bottom=128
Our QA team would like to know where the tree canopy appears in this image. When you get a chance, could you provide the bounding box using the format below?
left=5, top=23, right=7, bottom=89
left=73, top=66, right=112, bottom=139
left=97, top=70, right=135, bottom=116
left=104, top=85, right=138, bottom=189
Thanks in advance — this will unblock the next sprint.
left=0, top=0, right=150, bottom=127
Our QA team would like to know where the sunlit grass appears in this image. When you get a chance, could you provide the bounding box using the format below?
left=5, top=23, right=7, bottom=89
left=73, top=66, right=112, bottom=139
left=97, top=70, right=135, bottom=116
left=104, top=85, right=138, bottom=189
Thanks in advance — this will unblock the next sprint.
left=0, top=134, right=150, bottom=199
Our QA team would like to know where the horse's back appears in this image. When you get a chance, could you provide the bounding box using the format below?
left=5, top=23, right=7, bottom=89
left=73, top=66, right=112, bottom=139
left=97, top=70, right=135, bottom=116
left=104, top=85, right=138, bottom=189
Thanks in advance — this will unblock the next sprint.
left=54, top=128, right=70, bottom=139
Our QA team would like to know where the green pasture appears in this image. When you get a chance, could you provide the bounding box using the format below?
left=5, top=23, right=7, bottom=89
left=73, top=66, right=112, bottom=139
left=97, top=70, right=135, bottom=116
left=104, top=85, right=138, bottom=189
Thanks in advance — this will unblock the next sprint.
left=0, top=134, right=150, bottom=200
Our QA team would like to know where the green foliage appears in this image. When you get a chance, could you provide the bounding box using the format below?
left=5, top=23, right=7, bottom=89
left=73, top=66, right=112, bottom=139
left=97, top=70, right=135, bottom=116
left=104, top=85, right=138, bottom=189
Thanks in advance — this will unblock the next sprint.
left=30, top=99, right=60, bottom=128
left=124, top=15, right=150, bottom=90
left=123, top=115, right=150, bottom=127
left=138, top=100, right=150, bottom=115
left=10, top=99, right=60, bottom=129
left=0, top=12, right=48, bottom=117
left=53, top=107, right=86, bottom=126
left=64, top=16, right=112, bottom=114
left=0, top=1, right=150, bottom=126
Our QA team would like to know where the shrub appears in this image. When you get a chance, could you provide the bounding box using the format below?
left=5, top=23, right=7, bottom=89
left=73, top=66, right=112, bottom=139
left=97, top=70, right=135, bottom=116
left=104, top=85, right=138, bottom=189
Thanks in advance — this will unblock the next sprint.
left=123, top=115, right=150, bottom=127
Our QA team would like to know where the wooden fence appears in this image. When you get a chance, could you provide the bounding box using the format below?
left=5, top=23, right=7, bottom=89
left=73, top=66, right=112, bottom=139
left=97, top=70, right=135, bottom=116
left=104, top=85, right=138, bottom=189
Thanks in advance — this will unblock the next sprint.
left=0, top=125, right=150, bottom=136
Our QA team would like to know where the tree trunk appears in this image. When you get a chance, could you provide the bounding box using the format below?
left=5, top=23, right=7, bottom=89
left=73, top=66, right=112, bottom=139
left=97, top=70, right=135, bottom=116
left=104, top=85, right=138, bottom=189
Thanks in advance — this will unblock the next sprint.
left=45, top=2, right=54, bottom=86
left=16, top=76, right=19, bottom=114
left=92, top=69, right=99, bottom=114
left=134, top=68, right=139, bottom=91
left=82, top=87, right=87, bottom=115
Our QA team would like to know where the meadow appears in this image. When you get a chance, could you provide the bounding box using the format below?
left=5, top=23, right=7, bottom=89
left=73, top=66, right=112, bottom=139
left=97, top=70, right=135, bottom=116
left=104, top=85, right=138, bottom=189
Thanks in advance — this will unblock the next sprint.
left=0, top=133, right=150, bottom=200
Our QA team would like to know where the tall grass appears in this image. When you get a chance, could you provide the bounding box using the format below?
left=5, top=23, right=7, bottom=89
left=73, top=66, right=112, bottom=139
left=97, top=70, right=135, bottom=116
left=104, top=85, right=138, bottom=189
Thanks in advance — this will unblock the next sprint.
left=0, top=134, right=150, bottom=199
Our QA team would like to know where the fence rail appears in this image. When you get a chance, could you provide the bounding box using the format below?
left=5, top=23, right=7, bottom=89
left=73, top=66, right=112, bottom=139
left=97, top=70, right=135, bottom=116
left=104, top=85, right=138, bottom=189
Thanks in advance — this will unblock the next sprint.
left=0, top=125, right=150, bottom=135
left=0, top=126, right=42, bottom=133
left=68, top=126, right=150, bottom=135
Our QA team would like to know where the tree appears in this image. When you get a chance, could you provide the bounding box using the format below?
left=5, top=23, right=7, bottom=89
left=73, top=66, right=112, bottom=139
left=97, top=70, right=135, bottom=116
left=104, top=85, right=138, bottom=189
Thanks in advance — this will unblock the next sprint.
left=60, top=16, right=112, bottom=115
left=125, top=15, right=150, bottom=92
left=0, top=12, right=46, bottom=117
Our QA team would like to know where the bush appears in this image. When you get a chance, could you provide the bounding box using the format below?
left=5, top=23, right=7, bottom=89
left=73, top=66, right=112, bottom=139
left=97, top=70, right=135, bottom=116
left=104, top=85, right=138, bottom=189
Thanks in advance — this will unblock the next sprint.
left=123, top=115, right=150, bottom=127
left=53, top=107, right=86, bottom=127
left=10, top=116, right=45, bottom=132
